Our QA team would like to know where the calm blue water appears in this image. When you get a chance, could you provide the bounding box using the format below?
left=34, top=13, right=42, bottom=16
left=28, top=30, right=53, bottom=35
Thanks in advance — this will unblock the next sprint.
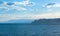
left=0, top=24, right=60, bottom=36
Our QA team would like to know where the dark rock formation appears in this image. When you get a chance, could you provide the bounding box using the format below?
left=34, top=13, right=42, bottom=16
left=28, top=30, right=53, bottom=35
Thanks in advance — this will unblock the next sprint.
left=32, top=18, right=60, bottom=25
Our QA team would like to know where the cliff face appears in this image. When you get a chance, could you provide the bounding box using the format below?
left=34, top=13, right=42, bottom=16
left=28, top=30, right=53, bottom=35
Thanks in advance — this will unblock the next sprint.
left=32, top=18, right=60, bottom=25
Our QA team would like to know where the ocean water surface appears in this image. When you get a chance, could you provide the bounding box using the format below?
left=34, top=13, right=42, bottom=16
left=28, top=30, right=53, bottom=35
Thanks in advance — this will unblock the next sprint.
left=0, top=24, right=60, bottom=36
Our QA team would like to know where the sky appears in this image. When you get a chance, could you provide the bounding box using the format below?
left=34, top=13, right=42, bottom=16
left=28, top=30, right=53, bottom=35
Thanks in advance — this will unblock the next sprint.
left=0, top=0, right=60, bottom=22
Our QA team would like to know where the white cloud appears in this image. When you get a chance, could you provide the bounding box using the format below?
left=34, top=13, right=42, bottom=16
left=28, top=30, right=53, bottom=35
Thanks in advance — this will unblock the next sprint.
left=43, top=2, right=60, bottom=9
left=53, top=3, right=60, bottom=7
left=0, top=2, right=27, bottom=11
left=0, top=12, right=60, bottom=22
left=0, top=0, right=35, bottom=11
left=14, top=0, right=35, bottom=6
left=12, top=6, right=27, bottom=11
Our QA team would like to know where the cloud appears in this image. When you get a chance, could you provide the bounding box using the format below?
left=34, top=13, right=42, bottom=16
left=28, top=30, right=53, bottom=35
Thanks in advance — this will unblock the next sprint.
left=14, top=0, right=35, bottom=6
left=0, top=0, right=35, bottom=11
left=0, top=12, right=60, bottom=22
left=11, top=6, right=27, bottom=11
left=0, top=2, right=27, bottom=11
left=7, top=2, right=14, bottom=6
left=43, top=2, right=60, bottom=9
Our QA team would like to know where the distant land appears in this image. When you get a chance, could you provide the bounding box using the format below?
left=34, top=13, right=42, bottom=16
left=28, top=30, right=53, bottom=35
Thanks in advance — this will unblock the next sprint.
left=0, top=18, right=60, bottom=25
left=32, top=18, right=60, bottom=25
left=0, top=19, right=34, bottom=23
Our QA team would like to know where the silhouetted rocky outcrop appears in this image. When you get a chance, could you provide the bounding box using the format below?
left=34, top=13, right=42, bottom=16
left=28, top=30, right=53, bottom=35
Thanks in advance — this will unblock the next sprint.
left=32, top=18, right=60, bottom=25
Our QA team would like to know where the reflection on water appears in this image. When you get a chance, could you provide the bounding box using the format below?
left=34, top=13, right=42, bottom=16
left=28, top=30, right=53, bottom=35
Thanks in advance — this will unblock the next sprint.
left=0, top=24, right=60, bottom=36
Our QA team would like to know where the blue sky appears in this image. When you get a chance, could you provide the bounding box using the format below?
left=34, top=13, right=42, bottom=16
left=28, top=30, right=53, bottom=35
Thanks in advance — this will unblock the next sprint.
left=0, top=0, right=60, bottom=22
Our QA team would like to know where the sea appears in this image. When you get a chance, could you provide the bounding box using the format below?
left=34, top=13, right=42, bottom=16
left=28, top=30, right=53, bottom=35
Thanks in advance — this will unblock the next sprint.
left=0, top=24, right=60, bottom=36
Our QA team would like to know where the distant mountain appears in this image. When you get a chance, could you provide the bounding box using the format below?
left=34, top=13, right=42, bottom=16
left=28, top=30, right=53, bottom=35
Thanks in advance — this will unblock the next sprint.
left=32, top=18, right=60, bottom=25
left=3, top=19, right=34, bottom=23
